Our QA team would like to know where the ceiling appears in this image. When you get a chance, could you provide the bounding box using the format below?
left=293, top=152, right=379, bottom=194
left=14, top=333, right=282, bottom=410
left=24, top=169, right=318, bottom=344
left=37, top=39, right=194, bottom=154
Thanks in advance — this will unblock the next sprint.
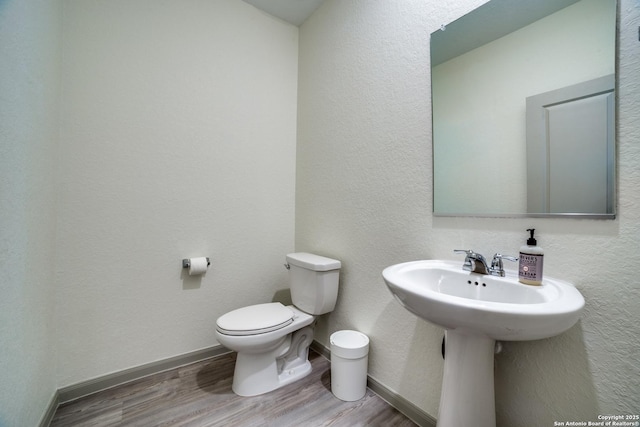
left=241, top=0, right=326, bottom=26
left=431, top=0, right=581, bottom=65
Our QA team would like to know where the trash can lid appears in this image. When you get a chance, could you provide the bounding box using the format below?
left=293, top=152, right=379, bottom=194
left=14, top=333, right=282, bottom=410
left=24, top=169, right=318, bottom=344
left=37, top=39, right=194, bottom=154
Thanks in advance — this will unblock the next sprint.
left=330, top=330, right=369, bottom=359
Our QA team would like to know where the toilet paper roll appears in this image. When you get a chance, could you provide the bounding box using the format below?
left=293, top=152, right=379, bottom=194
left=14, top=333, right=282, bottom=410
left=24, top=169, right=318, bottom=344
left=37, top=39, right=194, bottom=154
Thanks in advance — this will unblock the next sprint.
left=188, top=257, right=209, bottom=276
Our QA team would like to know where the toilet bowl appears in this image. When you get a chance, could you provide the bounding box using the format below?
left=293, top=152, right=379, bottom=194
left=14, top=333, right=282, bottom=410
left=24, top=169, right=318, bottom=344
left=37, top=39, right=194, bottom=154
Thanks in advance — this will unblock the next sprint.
left=215, top=253, right=341, bottom=396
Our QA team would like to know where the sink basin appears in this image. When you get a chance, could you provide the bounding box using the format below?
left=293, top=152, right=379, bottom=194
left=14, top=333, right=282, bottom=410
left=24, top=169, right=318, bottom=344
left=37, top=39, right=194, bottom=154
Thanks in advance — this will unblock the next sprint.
left=382, top=259, right=584, bottom=341
left=382, top=259, right=585, bottom=427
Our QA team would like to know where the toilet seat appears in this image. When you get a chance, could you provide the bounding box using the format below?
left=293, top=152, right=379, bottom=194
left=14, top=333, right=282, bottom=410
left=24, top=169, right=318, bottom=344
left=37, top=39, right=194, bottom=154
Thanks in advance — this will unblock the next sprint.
left=216, top=302, right=294, bottom=336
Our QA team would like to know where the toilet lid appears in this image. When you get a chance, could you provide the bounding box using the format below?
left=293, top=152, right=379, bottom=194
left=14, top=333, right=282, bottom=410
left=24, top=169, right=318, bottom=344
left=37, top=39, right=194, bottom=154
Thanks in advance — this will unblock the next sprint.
left=216, top=302, right=294, bottom=336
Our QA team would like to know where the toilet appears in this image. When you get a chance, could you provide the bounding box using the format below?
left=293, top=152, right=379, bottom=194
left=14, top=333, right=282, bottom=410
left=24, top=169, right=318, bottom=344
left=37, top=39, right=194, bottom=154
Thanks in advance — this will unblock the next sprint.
left=215, top=252, right=341, bottom=396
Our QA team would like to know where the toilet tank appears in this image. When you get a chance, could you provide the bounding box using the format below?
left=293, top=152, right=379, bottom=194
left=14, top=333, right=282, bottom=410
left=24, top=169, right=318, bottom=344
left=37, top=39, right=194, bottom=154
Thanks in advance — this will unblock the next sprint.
left=286, top=253, right=341, bottom=315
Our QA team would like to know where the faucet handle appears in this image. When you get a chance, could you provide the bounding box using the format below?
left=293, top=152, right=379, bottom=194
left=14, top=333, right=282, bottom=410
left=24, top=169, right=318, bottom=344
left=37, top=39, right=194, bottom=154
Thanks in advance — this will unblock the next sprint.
left=492, top=253, right=518, bottom=263
left=490, top=253, right=518, bottom=277
left=453, top=249, right=475, bottom=256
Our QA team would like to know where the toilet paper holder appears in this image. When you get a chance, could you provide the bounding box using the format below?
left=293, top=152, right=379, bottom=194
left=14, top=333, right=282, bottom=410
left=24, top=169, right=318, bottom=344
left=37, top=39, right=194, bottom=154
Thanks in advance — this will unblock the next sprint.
left=182, top=257, right=211, bottom=269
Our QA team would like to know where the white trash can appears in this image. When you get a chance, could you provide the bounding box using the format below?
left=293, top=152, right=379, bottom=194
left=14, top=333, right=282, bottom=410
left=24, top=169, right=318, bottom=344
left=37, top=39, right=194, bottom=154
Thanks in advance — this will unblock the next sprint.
left=330, top=330, right=370, bottom=401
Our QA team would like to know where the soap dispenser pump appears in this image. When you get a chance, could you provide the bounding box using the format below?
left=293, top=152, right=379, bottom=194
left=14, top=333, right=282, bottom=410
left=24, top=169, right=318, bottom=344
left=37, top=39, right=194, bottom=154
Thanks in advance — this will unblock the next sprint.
left=518, top=228, right=544, bottom=285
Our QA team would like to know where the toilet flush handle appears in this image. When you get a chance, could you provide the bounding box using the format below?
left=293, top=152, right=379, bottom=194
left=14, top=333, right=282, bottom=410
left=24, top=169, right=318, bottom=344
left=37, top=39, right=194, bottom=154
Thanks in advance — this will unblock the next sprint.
left=284, top=263, right=290, bottom=270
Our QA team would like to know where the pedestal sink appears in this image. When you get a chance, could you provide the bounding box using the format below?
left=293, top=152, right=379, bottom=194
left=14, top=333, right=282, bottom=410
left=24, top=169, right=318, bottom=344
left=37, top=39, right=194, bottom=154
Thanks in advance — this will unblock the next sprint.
left=382, top=259, right=584, bottom=427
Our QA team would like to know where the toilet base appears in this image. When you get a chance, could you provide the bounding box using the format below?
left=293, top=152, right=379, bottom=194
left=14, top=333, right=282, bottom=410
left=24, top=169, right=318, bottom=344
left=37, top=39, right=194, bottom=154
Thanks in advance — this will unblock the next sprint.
left=232, top=325, right=315, bottom=396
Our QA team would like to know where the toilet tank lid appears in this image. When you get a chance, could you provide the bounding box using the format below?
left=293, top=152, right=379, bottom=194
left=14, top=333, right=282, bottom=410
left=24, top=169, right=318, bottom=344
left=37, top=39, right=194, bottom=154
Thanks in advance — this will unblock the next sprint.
left=286, top=252, right=341, bottom=271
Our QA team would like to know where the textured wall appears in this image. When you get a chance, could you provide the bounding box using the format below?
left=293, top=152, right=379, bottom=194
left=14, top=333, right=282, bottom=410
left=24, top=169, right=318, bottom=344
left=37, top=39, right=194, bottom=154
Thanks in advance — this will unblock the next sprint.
left=55, top=0, right=298, bottom=387
left=0, top=0, right=61, bottom=425
left=297, top=0, right=640, bottom=424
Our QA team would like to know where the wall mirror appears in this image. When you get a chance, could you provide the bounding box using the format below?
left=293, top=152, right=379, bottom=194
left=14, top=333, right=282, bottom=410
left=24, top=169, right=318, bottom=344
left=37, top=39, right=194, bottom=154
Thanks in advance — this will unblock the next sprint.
left=431, top=0, right=616, bottom=218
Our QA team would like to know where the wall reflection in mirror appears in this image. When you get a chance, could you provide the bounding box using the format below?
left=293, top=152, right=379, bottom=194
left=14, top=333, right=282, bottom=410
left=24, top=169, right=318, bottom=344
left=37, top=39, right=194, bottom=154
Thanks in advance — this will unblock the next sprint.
left=431, top=0, right=616, bottom=218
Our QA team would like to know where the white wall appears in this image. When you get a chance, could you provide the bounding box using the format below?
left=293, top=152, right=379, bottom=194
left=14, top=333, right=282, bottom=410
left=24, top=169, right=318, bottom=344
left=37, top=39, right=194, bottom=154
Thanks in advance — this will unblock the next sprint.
left=432, top=0, right=615, bottom=214
left=297, top=0, right=640, bottom=425
left=55, top=0, right=298, bottom=386
left=0, top=0, right=61, bottom=425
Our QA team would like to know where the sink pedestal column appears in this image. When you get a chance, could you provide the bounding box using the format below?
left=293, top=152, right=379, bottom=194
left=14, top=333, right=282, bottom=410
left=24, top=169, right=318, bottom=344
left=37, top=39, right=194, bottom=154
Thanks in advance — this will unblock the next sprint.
left=437, top=330, right=496, bottom=427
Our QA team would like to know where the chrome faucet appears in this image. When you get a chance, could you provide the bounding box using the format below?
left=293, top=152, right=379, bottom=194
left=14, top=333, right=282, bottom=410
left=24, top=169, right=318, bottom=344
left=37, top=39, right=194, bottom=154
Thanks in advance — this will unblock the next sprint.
left=454, top=249, right=490, bottom=274
left=490, top=253, right=519, bottom=277
left=454, top=250, right=518, bottom=276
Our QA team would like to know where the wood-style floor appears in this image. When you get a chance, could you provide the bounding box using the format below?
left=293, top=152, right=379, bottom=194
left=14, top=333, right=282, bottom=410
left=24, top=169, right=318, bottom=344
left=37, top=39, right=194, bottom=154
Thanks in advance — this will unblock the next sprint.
left=51, top=350, right=417, bottom=427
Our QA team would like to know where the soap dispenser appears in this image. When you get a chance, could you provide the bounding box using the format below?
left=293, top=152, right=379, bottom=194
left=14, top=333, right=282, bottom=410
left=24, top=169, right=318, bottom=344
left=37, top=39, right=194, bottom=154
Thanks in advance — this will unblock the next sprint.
left=518, top=228, right=544, bottom=285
